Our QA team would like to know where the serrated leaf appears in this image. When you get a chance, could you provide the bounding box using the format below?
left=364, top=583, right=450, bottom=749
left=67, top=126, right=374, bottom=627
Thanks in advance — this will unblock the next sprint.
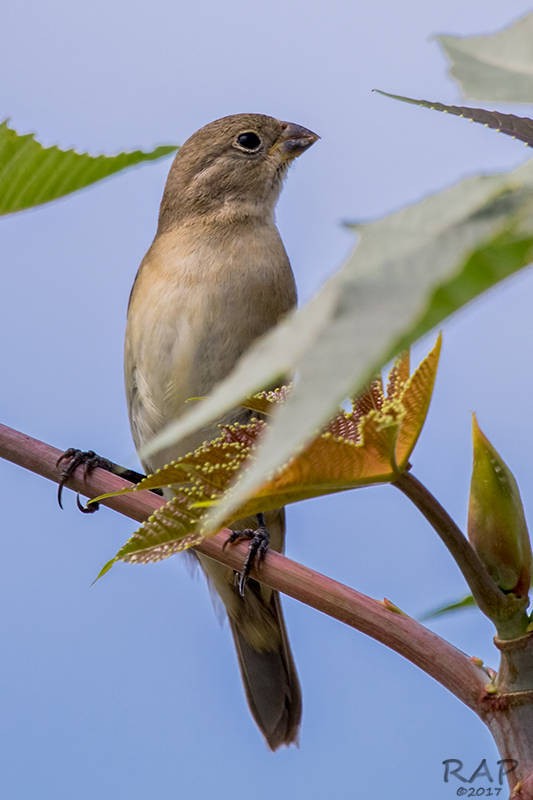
left=0, top=121, right=177, bottom=215
left=209, top=338, right=440, bottom=528
left=113, top=495, right=210, bottom=566
left=98, top=341, right=440, bottom=566
left=375, top=91, right=533, bottom=147
left=394, top=336, right=441, bottom=466
left=437, top=14, right=533, bottom=103
left=95, top=421, right=265, bottom=566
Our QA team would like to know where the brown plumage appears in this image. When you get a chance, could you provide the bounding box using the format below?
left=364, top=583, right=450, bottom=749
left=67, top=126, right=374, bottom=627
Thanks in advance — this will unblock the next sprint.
left=125, top=113, right=318, bottom=748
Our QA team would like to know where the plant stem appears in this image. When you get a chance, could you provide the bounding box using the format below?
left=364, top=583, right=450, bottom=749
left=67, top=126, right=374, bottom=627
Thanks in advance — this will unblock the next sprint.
left=394, top=471, right=528, bottom=639
left=0, top=421, right=487, bottom=713
left=486, top=633, right=533, bottom=798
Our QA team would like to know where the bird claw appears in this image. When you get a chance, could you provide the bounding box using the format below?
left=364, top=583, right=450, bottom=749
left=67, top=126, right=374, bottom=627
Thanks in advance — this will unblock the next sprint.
left=223, top=514, right=270, bottom=598
left=56, top=448, right=112, bottom=510
left=76, top=492, right=99, bottom=514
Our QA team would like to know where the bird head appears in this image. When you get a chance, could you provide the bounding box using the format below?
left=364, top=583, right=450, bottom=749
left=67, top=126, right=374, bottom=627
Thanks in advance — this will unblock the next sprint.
left=158, top=113, right=319, bottom=230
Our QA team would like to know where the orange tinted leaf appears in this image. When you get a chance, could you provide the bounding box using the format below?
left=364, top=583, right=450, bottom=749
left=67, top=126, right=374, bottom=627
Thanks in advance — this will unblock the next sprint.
left=352, top=375, right=384, bottom=419
left=230, top=408, right=402, bottom=522
left=386, top=350, right=410, bottom=399
left=100, top=339, right=441, bottom=570
left=92, top=421, right=264, bottom=504
left=394, top=334, right=442, bottom=467
left=115, top=494, right=208, bottom=565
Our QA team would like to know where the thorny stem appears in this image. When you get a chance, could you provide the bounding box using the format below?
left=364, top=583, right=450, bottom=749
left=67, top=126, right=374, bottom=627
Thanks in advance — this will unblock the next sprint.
left=394, top=471, right=529, bottom=640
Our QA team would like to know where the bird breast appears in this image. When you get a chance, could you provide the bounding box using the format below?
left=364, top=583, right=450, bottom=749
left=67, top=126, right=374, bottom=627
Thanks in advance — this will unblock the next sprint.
left=125, top=219, right=297, bottom=470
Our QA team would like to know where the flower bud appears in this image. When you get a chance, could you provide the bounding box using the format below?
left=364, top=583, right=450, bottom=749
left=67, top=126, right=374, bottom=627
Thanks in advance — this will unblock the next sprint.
left=468, top=415, right=531, bottom=595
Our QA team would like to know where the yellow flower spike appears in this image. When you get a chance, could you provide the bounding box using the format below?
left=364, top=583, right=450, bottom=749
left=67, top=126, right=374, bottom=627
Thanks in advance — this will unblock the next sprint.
left=468, top=415, right=532, bottom=596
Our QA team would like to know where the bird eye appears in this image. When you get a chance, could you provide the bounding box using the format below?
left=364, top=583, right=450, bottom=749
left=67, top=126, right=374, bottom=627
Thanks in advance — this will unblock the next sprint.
left=235, top=131, right=262, bottom=152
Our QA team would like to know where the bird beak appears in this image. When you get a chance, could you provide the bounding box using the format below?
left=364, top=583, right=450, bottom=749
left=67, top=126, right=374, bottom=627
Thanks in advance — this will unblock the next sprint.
left=275, top=122, right=320, bottom=160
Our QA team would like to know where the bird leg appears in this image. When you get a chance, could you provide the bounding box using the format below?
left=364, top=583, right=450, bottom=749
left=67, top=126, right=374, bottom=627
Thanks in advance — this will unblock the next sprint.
left=56, top=448, right=162, bottom=512
left=223, top=512, right=270, bottom=597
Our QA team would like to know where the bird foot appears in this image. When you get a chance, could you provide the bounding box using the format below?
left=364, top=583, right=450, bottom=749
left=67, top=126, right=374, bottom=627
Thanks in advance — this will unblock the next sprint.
left=56, top=449, right=163, bottom=512
left=56, top=449, right=114, bottom=512
left=223, top=513, right=270, bottom=597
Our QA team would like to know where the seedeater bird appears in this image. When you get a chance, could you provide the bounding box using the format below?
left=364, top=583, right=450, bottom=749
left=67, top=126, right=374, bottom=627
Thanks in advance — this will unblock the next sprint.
left=124, top=113, right=318, bottom=749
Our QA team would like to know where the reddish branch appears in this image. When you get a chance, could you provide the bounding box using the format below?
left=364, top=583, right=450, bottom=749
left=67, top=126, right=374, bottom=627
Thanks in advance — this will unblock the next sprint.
left=0, top=421, right=488, bottom=713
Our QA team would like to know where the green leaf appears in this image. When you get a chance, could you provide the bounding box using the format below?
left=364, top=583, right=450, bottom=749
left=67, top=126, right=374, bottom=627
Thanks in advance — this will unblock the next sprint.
left=375, top=90, right=533, bottom=147
left=0, top=120, right=177, bottom=215
left=92, top=557, right=118, bottom=583
left=142, top=158, right=533, bottom=532
left=437, top=13, right=533, bottom=103
left=421, top=594, right=476, bottom=620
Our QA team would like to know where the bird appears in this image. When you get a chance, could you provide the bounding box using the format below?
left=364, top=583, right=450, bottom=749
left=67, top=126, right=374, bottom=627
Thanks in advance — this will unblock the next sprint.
left=124, top=113, right=319, bottom=749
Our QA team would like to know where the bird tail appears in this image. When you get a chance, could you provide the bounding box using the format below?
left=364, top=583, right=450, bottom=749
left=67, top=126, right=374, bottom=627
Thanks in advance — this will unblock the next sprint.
left=229, top=583, right=301, bottom=750
left=195, top=508, right=301, bottom=749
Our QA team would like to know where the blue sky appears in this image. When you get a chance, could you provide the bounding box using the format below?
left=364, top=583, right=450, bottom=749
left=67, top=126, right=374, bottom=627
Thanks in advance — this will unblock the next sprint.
left=1, top=2, right=533, bottom=798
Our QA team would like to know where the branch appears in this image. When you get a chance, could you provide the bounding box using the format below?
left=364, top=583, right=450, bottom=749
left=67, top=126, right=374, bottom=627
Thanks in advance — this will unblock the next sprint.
left=0, top=421, right=488, bottom=713
left=394, top=472, right=528, bottom=639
